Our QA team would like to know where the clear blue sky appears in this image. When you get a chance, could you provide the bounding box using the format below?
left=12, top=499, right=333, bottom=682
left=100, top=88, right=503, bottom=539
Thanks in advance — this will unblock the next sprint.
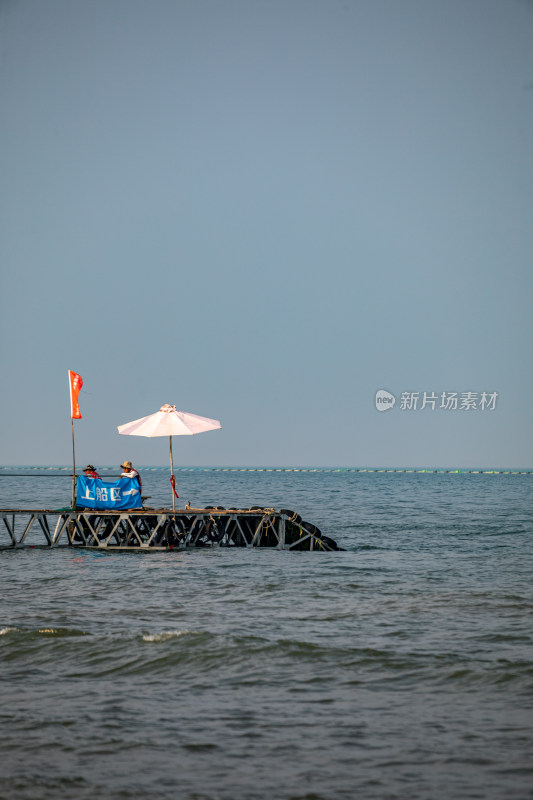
left=1, top=0, right=532, bottom=468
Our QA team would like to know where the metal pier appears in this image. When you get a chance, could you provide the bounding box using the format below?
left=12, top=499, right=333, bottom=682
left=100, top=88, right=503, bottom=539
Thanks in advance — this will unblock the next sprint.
left=0, top=508, right=342, bottom=551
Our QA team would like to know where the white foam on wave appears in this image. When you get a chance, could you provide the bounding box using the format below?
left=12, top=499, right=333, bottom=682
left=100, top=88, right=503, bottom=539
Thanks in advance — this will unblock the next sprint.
left=142, top=630, right=189, bottom=643
left=0, top=627, right=18, bottom=635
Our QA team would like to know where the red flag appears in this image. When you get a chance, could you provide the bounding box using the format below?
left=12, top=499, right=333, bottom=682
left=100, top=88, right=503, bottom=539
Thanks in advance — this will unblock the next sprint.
left=68, top=370, right=83, bottom=419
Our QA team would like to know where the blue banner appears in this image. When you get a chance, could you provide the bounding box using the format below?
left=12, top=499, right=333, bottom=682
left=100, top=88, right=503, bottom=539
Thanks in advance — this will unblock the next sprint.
left=76, top=476, right=143, bottom=510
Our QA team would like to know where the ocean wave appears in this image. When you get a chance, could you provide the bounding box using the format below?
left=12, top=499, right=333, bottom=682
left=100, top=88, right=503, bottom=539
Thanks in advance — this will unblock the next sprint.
left=37, top=628, right=88, bottom=637
left=3, top=624, right=532, bottom=683
left=141, top=630, right=191, bottom=642
left=0, top=626, right=88, bottom=638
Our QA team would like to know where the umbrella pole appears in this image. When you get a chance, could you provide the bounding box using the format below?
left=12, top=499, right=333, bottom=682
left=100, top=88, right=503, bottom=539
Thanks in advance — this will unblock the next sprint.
left=169, top=435, right=175, bottom=513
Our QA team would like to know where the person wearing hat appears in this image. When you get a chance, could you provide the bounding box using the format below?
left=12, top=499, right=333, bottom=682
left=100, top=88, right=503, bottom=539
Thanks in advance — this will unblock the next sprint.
left=120, top=461, right=142, bottom=492
left=84, top=465, right=100, bottom=478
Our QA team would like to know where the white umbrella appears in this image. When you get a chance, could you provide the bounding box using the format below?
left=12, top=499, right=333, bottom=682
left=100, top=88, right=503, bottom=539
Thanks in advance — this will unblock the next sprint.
left=117, top=404, right=222, bottom=511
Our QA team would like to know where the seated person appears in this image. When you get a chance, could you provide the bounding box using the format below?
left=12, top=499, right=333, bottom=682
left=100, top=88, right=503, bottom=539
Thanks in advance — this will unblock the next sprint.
left=120, top=460, right=142, bottom=492
left=84, top=464, right=100, bottom=478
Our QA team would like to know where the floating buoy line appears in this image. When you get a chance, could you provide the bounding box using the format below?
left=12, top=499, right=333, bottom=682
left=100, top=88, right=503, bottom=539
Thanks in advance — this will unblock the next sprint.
left=0, top=467, right=531, bottom=475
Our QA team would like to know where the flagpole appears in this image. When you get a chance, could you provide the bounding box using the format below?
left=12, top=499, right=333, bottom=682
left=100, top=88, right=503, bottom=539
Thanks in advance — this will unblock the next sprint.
left=68, top=370, right=82, bottom=510
left=71, top=418, right=76, bottom=509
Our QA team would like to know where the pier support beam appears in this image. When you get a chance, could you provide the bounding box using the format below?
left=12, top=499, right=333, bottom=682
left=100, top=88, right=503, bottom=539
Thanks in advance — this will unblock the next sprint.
left=0, top=508, right=342, bottom=552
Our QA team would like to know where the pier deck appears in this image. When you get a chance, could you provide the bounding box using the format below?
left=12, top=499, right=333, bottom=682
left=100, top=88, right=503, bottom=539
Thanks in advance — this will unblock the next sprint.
left=0, top=508, right=342, bottom=551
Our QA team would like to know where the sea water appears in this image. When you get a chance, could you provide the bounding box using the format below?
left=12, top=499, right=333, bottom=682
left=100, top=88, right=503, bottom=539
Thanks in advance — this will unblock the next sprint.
left=0, top=468, right=532, bottom=800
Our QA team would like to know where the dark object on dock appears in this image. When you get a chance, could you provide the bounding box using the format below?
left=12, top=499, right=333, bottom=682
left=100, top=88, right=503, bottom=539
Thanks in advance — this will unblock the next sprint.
left=0, top=508, right=343, bottom=551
